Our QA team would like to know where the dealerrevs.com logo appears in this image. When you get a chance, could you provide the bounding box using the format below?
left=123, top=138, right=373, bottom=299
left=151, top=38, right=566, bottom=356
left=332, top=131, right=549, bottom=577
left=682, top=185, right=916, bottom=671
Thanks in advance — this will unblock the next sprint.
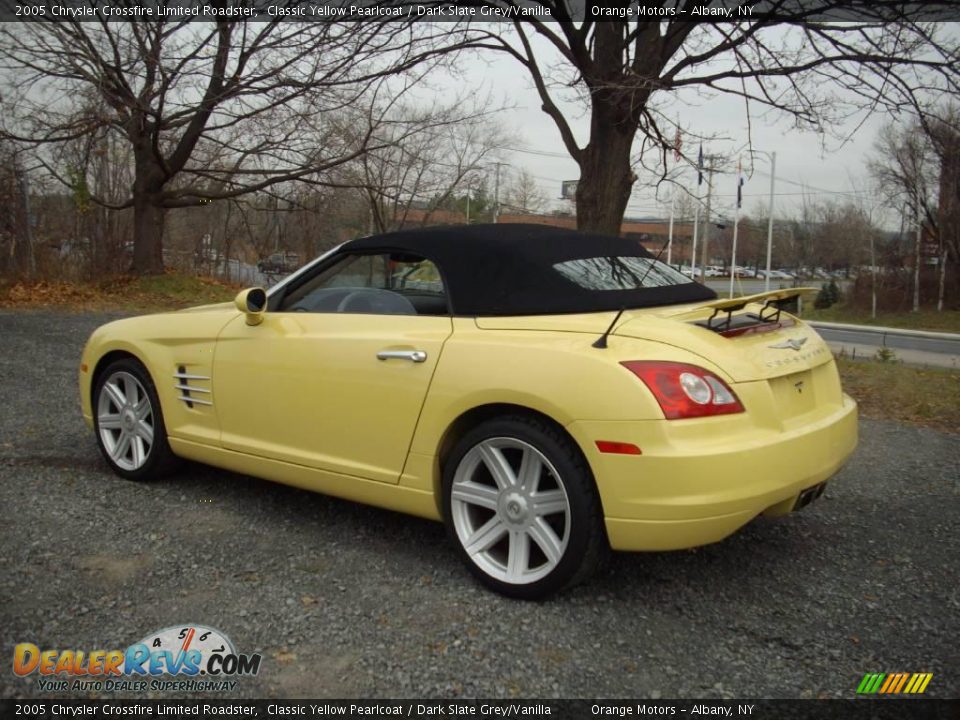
left=13, top=624, right=262, bottom=693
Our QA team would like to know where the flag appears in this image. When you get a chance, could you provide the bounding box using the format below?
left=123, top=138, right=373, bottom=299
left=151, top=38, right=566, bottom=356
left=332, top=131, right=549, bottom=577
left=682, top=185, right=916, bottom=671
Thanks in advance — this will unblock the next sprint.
left=673, top=127, right=682, bottom=163
left=697, top=144, right=704, bottom=186
left=736, top=157, right=745, bottom=209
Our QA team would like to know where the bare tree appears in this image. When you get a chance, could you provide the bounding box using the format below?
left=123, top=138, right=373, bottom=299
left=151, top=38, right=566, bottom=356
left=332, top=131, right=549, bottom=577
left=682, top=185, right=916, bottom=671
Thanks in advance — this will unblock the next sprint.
left=348, top=95, right=509, bottom=233
left=813, top=200, right=874, bottom=273
left=474, top=6, right=959, bottom=235
left=868, top=109, right=960, bottom=308
left=0, top=20, right=471, bottom=274
left=503, top=167, right=547, bottom=214
left=0, top=141, right=22, bottom=276
left=0, top=142, right=46, bottom=279
left=922, top=106, right=960, bottom=308
left=57, top=127, right=136, bottom=276
left=281, top=186, right=367, bottom=259
left=782, top=195, right=820, bottom=278
left=868, top=120, right=940, bottom=249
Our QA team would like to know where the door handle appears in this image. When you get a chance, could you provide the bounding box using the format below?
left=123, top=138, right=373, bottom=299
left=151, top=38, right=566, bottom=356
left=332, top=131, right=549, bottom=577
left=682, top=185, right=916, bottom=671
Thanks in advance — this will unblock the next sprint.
left=376, top=350, right=427, bottom=363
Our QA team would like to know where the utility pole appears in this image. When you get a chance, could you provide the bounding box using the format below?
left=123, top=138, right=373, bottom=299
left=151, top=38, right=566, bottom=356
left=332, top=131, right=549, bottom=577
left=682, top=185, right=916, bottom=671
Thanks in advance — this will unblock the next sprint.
left=938, top=247, right=947, bottom=312
left=274, top=194, right=281, bottom=251
left=869, top=230, right=877, bottom=320
left=914, top=186, right=921, bottom=312
left=491, top=162, right=508, bottom=224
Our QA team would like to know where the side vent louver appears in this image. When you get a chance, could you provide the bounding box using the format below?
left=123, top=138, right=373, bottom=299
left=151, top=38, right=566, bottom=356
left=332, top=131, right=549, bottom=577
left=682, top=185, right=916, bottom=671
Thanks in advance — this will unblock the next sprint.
left=174, top=365, right=213, bottom=408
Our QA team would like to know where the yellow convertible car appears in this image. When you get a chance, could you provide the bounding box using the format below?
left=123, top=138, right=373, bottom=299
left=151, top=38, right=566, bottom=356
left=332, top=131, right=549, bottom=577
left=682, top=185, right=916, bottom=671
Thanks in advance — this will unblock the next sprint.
left=79, top=224, right=857, bottom=598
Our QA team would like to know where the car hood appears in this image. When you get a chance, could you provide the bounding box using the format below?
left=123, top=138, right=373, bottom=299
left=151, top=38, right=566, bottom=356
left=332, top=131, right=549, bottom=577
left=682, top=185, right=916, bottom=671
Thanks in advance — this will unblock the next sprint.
left=474, top=288, right=831, bottom=382
left=177, top=301, right=234, bottom=313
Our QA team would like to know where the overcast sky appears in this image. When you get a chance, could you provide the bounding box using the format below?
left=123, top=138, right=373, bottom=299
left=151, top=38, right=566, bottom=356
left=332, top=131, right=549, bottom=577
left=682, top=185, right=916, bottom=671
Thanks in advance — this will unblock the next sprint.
left=455, top=26, right=915, bottom=228
left=4, top=18, right=947, bottom=232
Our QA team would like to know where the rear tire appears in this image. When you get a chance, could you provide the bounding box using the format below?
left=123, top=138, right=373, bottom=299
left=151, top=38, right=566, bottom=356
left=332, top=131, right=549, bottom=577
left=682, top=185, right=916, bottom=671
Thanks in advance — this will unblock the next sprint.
left=93, top=358, right=179, bottom=481
left=442, top=415, right=607, bottom=599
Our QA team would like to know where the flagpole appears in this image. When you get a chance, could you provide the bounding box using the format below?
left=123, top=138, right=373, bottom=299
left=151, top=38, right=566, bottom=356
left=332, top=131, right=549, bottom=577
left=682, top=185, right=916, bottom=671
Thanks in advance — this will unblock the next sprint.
left=667, top=194, right=675, bottom=266
left=764, top=151, right=777, bottom=292
left=730, top=156, right=742, bottom=298
left=700, top=164, right=714, bottom=283
left=668, top=122, right=681, bottom=268
left=693, top=143, right=704, bottom=279
left=729, top=208, right=740, bottom=299
left=691, top=206, right=699, bottom=278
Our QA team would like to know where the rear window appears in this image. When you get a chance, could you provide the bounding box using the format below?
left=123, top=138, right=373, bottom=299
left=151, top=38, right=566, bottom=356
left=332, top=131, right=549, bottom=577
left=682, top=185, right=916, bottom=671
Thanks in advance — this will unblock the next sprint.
left=553, top=256, right=695, bottom=291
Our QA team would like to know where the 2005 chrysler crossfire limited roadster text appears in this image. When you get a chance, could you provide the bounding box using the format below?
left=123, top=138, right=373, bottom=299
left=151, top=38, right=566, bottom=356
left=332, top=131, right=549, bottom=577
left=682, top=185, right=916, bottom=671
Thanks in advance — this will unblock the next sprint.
left=80, top=224, right=857, bottom=598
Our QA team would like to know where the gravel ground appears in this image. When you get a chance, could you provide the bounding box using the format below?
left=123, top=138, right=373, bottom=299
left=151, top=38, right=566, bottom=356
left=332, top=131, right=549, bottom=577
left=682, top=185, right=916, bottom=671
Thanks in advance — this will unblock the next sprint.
left=1, top=310, right=958, bottom=700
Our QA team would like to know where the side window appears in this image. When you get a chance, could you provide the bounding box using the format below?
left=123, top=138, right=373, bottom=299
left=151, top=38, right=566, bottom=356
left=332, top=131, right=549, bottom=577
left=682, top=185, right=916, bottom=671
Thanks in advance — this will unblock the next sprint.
left=278, top=253, right=448, bottom=315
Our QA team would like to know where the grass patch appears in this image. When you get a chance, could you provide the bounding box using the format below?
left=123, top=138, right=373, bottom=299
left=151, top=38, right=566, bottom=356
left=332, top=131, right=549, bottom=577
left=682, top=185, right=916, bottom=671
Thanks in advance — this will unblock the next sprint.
left=0, top=273, right=239, bottom=312
left=802, top=304, right=960, bottom=333
left=837, top=357, right=960, bottom=433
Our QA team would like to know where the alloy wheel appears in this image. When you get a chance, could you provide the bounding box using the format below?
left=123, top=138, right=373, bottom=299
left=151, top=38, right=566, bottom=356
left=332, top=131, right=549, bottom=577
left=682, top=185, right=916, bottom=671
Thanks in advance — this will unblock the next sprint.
left=450, top=437, right=571, bottom=585
left=96, top=370, right=155, bottom=471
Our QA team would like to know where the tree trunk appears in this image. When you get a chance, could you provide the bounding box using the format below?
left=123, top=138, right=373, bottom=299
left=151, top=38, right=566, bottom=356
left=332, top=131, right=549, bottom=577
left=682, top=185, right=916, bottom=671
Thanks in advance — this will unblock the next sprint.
left=131, top=195, right=166, bottom=275
left=575, top=101, right=638, bottom=236
left=130, top=152, right=167, bottom=275
left=13, top=164, right=36, bottom=279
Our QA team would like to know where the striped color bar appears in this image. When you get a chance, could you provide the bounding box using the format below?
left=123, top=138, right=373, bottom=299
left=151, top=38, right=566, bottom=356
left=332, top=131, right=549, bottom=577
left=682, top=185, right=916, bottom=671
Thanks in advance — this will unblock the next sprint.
left=857, top=672, right=933, bottom=694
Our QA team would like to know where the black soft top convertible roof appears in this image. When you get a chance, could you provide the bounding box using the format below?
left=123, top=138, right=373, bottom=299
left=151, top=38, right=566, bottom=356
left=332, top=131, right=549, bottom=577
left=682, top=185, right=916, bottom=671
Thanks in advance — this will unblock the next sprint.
left=343, top=223, right=716, bottom=316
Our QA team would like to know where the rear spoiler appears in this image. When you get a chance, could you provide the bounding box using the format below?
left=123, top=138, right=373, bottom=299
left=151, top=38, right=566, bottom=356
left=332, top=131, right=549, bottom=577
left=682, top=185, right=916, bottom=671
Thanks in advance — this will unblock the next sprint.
left=699, top=287, right=819, bottom=312
left=698, top=287, right=818, bottom=332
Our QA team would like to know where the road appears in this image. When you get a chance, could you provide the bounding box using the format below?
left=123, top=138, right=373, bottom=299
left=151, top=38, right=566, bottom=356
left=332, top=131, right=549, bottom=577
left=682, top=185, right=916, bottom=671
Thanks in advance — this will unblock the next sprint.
left=1, top=311, right=957, bottom=700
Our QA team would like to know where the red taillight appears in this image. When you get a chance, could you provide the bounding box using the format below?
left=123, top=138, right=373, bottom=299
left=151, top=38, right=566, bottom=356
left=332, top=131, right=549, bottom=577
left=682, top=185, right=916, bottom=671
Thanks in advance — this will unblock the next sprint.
left=620, top=361, right=745, bottom=420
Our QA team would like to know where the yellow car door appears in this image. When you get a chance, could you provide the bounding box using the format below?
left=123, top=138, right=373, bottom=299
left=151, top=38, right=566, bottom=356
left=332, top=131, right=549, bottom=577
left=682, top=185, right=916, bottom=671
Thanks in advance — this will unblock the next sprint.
left=212, top=252, right=453, bottom=484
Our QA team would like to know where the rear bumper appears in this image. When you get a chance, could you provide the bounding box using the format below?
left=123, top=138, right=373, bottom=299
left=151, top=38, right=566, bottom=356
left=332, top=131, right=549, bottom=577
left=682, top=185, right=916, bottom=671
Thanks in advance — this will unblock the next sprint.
left=567, top=394, right=858, bottom=551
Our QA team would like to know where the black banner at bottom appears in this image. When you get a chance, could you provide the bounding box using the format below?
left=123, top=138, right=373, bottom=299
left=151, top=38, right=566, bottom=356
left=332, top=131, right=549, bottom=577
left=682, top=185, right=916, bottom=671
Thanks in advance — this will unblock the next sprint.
left=1, top=699, right=958, bottom=720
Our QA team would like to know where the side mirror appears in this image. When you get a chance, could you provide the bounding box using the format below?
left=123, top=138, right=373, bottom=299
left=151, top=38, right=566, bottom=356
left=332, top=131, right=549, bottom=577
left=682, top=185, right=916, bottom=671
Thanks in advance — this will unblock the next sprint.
left=234, top=287, right=267, bottom=326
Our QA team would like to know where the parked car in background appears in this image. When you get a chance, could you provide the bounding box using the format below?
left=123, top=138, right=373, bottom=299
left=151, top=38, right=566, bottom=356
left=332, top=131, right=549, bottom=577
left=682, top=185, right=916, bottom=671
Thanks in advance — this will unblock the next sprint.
left=257, top=252, right=300, bottom=274
left=756, top=269, right=794, bottom=281
left=792, top=267, right=830, bottom=280
left=79, top=224, right=857, bottom=599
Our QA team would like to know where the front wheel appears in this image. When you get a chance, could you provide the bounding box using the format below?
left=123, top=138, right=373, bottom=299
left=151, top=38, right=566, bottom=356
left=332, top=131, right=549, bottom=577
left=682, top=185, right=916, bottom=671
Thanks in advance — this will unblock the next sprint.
left=93, top=358, right=178, bottom=481
left=442, top=415, right=607, bottom=599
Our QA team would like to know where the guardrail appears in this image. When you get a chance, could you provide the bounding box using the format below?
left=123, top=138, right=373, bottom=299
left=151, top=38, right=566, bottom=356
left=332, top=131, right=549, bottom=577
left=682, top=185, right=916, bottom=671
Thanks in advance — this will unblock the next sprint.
left=808, top=321, right=960, bottom=357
